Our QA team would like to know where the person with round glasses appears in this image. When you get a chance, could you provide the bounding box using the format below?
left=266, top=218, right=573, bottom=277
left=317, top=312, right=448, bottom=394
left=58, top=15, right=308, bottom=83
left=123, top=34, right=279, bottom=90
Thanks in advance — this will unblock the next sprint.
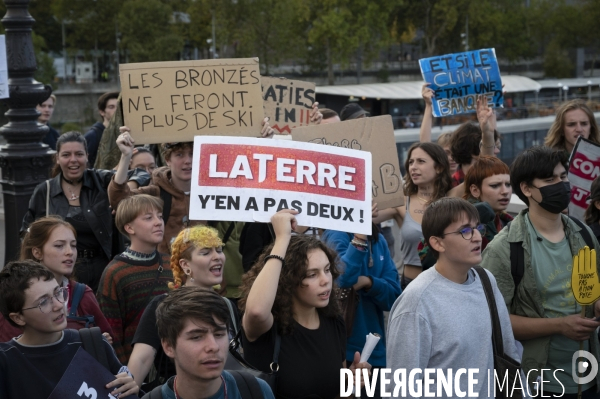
left=0, top=261, right=139, bottom=399
left=388, top=198, right=522, bottom=398
left=0, top=216, right=112, bottom=342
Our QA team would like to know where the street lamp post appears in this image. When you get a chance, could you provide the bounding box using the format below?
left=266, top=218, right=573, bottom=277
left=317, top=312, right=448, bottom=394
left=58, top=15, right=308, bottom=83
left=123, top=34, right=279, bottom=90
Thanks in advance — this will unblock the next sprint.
left=0, top=0, right=54, bottom=264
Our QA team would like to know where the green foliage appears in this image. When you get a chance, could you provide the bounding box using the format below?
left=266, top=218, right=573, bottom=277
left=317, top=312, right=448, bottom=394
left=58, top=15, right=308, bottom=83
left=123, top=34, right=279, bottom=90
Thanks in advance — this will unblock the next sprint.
left=32, top=33, right=57, bottom=87
left=543, top=39, right=574, bottom=78
left=118, top=0, right=184, bottom=62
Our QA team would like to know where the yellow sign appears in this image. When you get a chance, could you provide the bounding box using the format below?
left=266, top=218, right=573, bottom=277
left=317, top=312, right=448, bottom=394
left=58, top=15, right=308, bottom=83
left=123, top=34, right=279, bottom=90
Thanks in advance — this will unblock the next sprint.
left=571, top=246, right=600, bottom=305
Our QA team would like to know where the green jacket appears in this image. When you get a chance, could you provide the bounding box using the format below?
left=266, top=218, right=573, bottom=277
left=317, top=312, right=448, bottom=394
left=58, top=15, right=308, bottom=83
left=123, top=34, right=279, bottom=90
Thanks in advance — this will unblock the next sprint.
left=481, top=209, right=600, bottom=389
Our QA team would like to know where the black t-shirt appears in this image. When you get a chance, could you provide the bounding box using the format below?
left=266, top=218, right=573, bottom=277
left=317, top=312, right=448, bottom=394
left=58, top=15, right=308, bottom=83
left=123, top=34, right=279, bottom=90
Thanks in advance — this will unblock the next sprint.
left=242, top=314, right=346, bottom=399
left=132, top=294, right=174, bottom=387
left=0, top=329, right=123, bottom=399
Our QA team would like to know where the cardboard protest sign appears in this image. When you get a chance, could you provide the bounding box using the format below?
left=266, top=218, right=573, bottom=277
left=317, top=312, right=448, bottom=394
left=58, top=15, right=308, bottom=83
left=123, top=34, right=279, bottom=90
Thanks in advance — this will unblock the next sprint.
left=291, top=115, right=404, bottom=210
left=262, top=76, right=316, bottom=134
left=571, top=246, right=600, bottom=305
left=119, top=58, right=264, bottom=144
left=419, top=48, right=503, bottom=117
left=48, top=347, right=135, bottom=399
left=189, top=136, right=372, bottom=235
left=568, top=137, right=600, bottom=220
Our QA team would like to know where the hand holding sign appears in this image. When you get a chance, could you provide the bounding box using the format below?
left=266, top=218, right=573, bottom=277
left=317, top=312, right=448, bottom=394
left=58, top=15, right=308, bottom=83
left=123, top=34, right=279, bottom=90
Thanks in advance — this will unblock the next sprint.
left=571, top=246, right=600, bottom=305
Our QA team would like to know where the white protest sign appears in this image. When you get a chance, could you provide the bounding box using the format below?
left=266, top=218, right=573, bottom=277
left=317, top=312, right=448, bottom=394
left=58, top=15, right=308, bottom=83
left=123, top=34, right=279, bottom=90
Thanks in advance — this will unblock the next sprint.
left=0, top=36, right=8, bottom=99
left=190, top=136, right=372, bottom=235
left=568, top=137, right=600, bottom=220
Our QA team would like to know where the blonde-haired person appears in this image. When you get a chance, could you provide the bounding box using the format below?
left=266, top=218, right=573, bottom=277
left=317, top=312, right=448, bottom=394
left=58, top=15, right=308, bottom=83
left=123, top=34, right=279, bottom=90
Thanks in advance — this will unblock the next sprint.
left=96, top=194, right=172, bottom=364
left=545, top=99, right=600, bottom=155
left=128, top=225, right=229, bottom=390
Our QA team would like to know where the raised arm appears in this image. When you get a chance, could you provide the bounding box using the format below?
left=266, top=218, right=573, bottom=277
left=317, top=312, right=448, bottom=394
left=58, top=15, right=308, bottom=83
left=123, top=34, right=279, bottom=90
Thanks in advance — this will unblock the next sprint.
left=113, top=127, right=135, bottom=185
left=476, top=94, right=496, bottom=156
left=242, top=210, right=297, bottom=341
left=419, top=83, right=434, bottom=143
left=310, top=101, right=323, bottom=124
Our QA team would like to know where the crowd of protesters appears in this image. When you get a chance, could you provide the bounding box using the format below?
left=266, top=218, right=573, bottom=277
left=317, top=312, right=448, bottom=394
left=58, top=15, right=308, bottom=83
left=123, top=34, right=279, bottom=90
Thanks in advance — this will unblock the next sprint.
left=1, top=85, right=600, bottom=399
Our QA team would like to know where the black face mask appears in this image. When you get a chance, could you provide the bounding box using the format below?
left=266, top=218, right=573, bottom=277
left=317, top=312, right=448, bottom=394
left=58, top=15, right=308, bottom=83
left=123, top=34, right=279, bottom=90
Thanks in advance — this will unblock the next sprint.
left=531, top=181, right=571, bottom=214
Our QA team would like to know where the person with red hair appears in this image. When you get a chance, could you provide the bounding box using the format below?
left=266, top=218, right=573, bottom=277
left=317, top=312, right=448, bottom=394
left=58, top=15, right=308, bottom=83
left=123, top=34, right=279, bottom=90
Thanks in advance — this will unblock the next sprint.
left=463, top=156, right=513, bottom=250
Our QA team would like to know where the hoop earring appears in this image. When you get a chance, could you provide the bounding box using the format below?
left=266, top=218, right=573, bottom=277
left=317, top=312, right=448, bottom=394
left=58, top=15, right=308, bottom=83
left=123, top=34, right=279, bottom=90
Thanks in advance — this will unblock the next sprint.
left=184, top=269, right=194, bottom=282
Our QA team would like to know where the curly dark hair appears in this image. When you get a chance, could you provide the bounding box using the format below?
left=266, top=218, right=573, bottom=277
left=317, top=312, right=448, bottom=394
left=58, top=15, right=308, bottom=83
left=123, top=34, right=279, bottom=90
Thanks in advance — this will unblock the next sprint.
left=403, top=142, right=452, bottom=201
left=238, top=235, right=341, bottom=335
left=450, top=122, right=500, bottom=166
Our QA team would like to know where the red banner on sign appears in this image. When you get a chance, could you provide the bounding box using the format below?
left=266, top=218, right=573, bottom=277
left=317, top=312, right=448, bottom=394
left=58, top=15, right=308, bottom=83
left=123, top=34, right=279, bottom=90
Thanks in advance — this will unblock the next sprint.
left=198, top=144, right=366, bottom=201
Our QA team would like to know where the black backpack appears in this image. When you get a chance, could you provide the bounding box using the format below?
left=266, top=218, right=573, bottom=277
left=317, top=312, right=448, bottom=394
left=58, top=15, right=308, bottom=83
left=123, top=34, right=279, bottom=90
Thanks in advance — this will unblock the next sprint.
left=143, top=371, right=264, bottom=399
left=79, top=327, right=110, bottom=370
left=508, top=216, right=594, bottom=295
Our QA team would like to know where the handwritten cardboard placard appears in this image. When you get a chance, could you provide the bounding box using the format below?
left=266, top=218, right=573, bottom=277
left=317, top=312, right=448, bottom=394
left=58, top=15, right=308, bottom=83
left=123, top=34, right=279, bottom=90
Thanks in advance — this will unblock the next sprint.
left=419, top=48, right=503, bottom=117
left=291, top=115, right=404, bottom=210
left=262, top=76, right=316, bottom=134
left=119, top=58, right=264, bottom=144
left=571, top=246, right=600, bottom=305
left=48, top=347, right=135, bottom=399
left=189, top=136, right=372, bottom=235
left=568, top=137, right=600, bottom=221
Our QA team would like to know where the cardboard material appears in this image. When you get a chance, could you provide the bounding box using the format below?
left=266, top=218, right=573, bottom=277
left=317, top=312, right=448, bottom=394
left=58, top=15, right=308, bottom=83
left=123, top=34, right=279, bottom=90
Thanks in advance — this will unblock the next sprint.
left=189, top=136, right=372, bottom=235
left=262, top=76, right=316, bottom=134
left=119, top=58, right=264, bottom=144
left=568, top=137, right=600, bottom=221
left=419, top=48, right=503, bottom=117
left=291, top=115, right=404, bottom=210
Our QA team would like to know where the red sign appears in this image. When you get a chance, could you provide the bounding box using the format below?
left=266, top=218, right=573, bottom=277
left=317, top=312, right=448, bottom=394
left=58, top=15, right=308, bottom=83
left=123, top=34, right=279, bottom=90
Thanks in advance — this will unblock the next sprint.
left=198, top=144, right=366, bottom=201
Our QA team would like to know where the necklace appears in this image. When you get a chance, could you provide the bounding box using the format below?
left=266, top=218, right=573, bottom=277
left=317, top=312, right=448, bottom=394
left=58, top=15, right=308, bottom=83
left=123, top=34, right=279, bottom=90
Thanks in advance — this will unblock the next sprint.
left=174, top=375, right=227, bottom=399
left=66, top=186, right=80, bottom=201
left=61, top=174, right=82, bottom=185
left=416, top=195, right=429, bottom=203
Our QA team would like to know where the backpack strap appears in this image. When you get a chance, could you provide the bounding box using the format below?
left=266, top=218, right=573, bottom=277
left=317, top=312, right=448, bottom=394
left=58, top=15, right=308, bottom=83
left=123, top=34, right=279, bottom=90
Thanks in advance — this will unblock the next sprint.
left=79, top=327, right=110, bottom=370
left=147, top=385, right=163, bottom=399
left=159, top=187, right=172, bottom=225
left=509, top=216, right=596, bottom=297
left=569, top=216, right=595, bottom=249
left=222, top=222, right=236, bottom=245
left=229, top=370, right=265, bottom=399
left=67, top=282, right=95, bottom=328
left=69, top=282, right=86, bottom=318
left=223, top=297, right=239, bottom=337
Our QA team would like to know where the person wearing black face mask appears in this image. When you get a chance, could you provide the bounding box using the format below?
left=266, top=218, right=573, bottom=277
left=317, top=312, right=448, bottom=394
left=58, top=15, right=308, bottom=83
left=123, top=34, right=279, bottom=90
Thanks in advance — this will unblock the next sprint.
left=481, top=146, right=600, bottom=397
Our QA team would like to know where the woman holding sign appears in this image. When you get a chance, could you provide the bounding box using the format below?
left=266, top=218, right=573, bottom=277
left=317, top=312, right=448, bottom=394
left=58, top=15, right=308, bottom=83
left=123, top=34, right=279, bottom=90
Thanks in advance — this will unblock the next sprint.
left=545, top=99, right=600, bottom=156
left=20, top=132, right=150, bottom=292
left=240, top=210, right=371, bottom=399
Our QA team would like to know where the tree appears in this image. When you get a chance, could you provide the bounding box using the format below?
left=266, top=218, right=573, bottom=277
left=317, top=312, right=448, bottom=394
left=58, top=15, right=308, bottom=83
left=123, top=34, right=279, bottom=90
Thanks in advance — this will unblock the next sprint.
left=32, top=33, right=57, bottom=87
left=307, top=0, right=402, bottom=84
left=118, top=0, right=184, bottom=62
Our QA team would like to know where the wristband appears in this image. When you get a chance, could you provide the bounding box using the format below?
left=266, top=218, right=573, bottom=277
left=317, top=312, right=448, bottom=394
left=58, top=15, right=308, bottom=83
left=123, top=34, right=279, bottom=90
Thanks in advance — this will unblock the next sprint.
left=351, top=239, right=368, bottom=248
left=479, top=140, right=496, bottom=149
left=265, top=254, right=285, bottom=267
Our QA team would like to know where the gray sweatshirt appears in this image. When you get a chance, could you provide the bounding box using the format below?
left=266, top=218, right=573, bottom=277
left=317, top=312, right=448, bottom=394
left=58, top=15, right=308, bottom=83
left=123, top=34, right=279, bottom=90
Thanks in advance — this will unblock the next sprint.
left=386, top=266, right=523, bottom=398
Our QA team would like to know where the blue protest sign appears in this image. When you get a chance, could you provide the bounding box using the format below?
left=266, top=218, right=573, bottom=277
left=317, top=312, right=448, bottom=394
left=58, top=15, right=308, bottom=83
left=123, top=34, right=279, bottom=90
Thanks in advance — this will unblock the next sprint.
left=47, top=347, right=135, bottom=399
left=419, top=48, right=503, bottom=117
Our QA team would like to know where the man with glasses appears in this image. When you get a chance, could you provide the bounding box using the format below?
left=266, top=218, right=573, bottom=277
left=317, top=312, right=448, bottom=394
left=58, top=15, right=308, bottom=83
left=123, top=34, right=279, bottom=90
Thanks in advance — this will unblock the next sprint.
left=0, top=260, right=138, bottom=399
left=482, top=146, right=600, bottom=397
left=386, top=197, right=522, bottom=398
